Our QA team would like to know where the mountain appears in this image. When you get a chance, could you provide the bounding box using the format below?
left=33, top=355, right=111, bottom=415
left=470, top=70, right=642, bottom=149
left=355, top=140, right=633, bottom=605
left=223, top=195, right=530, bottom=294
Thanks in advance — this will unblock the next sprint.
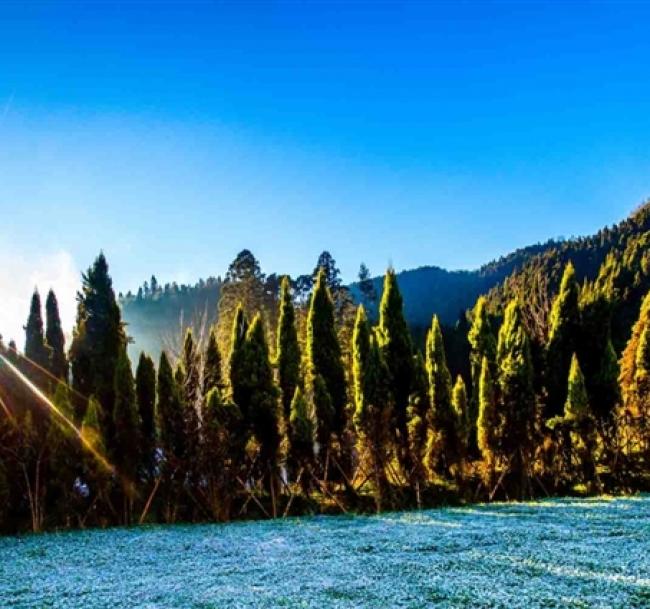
left=120, top=202, right=650, bottom=359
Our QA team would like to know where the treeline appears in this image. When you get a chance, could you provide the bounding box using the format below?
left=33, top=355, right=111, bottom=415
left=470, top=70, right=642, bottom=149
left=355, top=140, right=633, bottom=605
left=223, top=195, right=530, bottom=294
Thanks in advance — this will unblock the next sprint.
left=2, top=226, right=650, bottom=533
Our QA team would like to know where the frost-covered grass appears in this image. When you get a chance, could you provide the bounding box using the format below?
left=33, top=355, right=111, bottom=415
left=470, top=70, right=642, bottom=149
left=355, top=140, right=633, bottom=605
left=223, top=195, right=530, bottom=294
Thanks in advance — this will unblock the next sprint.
left=1, top=496, right=650, bottom=608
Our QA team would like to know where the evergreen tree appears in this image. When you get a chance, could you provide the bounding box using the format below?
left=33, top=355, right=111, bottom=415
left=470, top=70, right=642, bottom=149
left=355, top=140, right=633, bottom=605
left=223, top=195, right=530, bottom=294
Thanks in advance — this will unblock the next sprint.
left=424, top=315, right=459, bottom=478
left=157, top=352, right=185, bottom=465
left=180, top=329, right=201, bottom=479
left=468, top=296, right=496, bottom=454
left=113, top=349, right=141, bottom=523
left=202, top=387, right=244, bottom=521
left=452, top=375, right=469, bottom=456
left=358, top=263, right=377, bottom=310
left=288, top=386, right=315, bottom=488
left=406, top=352, right=429, bottom=492
left=276, top=276, right=301, bottom=421
left=45, top=290, right=68, bottom=380
left=377, top=269, right=413, bottom=473
left=228, top=304, right=249, bottom=417
left=477, top=356, right=498, bottom=466
left=305, top=268, right=347, bottom=442
left=497, top=300, right=536, bottom=496
left=135, top=353, right=156, bottom=478
left=353, top=305, right=392, bottom=510
left=546, top=262, right=580, bottom=418
left=80, top=396, right=109, bottom=516
left=238, top=315, right=281, bottom=501
left=70, top=252, right=126, bottom=435
left=202, top=328, right=222, bottom=398
left=24, top=289, right=50, bottom=377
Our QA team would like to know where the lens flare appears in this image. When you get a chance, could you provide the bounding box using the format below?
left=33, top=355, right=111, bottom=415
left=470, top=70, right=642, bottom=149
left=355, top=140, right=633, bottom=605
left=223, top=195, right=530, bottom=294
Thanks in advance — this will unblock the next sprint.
left=0, top=353, right=114, bottom=474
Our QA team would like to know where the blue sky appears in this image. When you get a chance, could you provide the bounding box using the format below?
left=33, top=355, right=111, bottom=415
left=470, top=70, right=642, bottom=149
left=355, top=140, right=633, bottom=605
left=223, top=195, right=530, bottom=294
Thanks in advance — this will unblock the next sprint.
left=1, top=1, right=650, bottom=341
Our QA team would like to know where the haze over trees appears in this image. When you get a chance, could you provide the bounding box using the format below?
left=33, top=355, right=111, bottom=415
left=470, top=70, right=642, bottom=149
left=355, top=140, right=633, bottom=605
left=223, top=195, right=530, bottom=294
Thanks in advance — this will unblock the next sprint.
left=2, top=203, right=650, bottom=532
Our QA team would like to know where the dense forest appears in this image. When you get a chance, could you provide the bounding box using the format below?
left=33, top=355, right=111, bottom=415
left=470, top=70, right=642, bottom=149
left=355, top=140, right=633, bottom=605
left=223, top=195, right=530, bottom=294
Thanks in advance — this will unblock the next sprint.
left=1, top=203, right=650, bottom=534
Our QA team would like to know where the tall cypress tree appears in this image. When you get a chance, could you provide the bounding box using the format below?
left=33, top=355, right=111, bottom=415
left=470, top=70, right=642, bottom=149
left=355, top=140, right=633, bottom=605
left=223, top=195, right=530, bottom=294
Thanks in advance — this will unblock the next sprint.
left=113, top=349, right=141, bottom=523
left=452, top=375, right=469, bottom=456
left=239, top=315, right=281, bottom=498
left=288, top=386, right=315, bottom=487
left=477, top=356, right=498, bottom=466
left=228, top=304, right=249, bottom=417
left=377, top=269, right=413, bottom=472
left=406, top=351, right=429, bottom=489
left=468, top=296, right=496, bottom=454
left=70, top=252, right=126, bottom=437
left=45, top=290, right=68, bottom=380
left=276, top=276, right=301, bottom=421
left=305, top=268, right=347, bottom=444
left=135, top=352, right=156, bottom=478
left=546, top=262, right=580, bottom=418
left=157, top=352, right=185, bottom=466
left=180, top=329, right=201, bottom=479
left=24, top=289, right=50, bottom=375
left=202, top=328, right=222, bottom=398
left=353, top=305, right=392, bottom=511
left=497, top=300, right=536, bottom=496
left=424, top=315, right=459, bottom=478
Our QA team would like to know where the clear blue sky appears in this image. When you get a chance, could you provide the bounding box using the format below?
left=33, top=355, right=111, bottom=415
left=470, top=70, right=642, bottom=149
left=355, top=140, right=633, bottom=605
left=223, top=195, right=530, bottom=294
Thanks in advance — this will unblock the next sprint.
left=1, top=1, right=650, bottom=340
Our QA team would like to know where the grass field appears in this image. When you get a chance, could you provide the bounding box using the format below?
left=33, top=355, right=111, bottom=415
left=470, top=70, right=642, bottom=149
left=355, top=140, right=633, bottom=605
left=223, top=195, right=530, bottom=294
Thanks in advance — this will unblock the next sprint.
left=1, top=495, right=649, bottom=608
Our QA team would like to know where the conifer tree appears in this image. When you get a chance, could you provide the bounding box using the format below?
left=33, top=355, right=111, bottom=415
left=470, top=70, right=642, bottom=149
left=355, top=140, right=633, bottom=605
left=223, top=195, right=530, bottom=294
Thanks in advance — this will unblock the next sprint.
left=202, top=328, right=222, bottom=398
left=477, top=356, right=498, bottom=466
left=424, top=315, right=459, bottom=478
left=353, top=305, right=392, bottom=511
left=80, top=396, right=109, bottom=516
left=377, top=269, right=413, bottom=473
left=135, top=353, right=156, bottom=478
left=202, top=387, right=244, bottom=520
left=180, top=329, right=201, bottom=480
left=276, top=276, right=301, bottom=421
left=45, top=290, right=68, bottom=380
left=157, top=352, right=185, bottom=465
left=452, top=375, right=469, bottom=456
left=113, top=349, right=141, bottom=523
left=497, top=300, right=536, bottom=496
left=70, top=252, right=126, bottom=436
left=406, top=352, right=429, bottom=493
left=546, top=262, right=580, bottom=418
left=288, top=386, right=315, bottom=490
left=24, top=289, right=50, bottom=379
left=228, top=305, right=249, bottom=417
left=305, top=268, right=347, bottom=444
left=468, top=296, right=496, bottom=454
left=238, top=315, right=281, bottom=502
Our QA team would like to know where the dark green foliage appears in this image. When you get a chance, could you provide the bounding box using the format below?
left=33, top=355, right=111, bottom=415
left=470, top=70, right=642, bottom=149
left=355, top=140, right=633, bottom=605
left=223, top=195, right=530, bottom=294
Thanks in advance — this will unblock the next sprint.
left=135, top=352, right=156, bottom=478
left=306, top=268, right=347, bottom=437
left=228, top=304, right=249, bottom=416
left=202, top=328, right=222, bottom=398
left=353, top=305, right=393, bottom=510
left=70, top=253, right=126, bottom=434
left=45, top=290, right=68, bottom=380
left=24, top=289, right=50, bottom=376
left=310, top=374, right=335, bottom=452
left=377, top=269, right=413, bottom=472
left=406, top=352, right=429, bottom=486
left=180, top=329, right=201, bottom=475
left=113, top=350, right=141, bottom=493
left=288, top=387, right=314, bottom=472
left=546, top=263, right=580, bottom=419
left=357, top=263, right=377, bottom=311
left=276, top=276, right=301, bottom=421
left=157, top=352, right=185, bottom=463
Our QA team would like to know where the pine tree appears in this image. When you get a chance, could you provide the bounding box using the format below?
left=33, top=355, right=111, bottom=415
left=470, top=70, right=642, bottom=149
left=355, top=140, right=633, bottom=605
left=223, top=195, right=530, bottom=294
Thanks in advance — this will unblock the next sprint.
left=288, top=386, right=315, bottom=488
left=180, top=329, right=201, bottom=480
left=202, top=328, right=222, bottom=398
left=564, top=354, right=590, bottom=421
left=305, top=268, right=347, bottom=443
left=45, top=290, right=68, bottom=380
left=135, top=353, right=156, bottom=478
left=202, top=387, right=244, bottom=521
left=157, top=352, right=185, bottom=465
left=477, top=356, right=498, bottom=466
left=452, top=375, right=469, bottom=456
left=80, top=396, right=109, bottom=514
left=276, top=276, right=301, bottom=421
left=113, top=349, right=141, bottom=523
left=497, top=300, right=536, bottom=496
left=546, top=262, right=580, bottom=418
left=228, top=304, right=249, bottom=417
left=353, top=305, right=392, bottom=510
left=24, top=289, right=50, bottom=378
left=358, top=263, right=377, bottom=311
left=424, top=315, right=459, bottom=478
left=70, top=252, right=126, bottom=437
left=377, top=269, right=413, bottom=473
left=468, top=296, right=496, bottom=454
left=238, top=315, right=281, bottom=504
left=406, top=351, right=429, bottom=492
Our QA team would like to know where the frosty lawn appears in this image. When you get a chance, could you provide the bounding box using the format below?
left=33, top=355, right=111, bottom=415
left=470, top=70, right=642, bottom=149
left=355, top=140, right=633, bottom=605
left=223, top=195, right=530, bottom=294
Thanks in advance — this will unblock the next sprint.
left=1, top=495, right=649, bottom=608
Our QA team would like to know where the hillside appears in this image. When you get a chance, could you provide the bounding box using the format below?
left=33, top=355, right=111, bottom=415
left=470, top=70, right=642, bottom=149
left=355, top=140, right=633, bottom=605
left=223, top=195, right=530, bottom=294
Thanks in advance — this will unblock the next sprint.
left=120, top=203, right=649, bottom=358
